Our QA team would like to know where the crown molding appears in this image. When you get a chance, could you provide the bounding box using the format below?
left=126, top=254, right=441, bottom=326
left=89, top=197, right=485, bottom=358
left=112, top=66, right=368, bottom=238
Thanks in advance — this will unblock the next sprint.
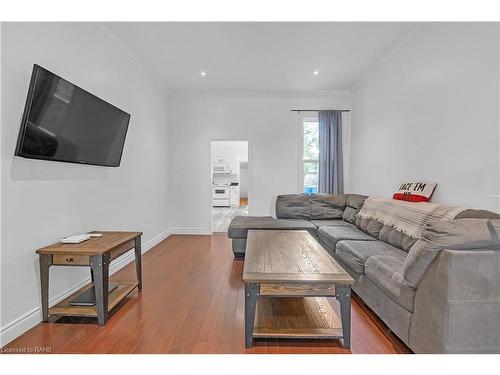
left=97, top=23, right=169, bottom=96
left=167, top=89, right=351, bottom=99
left=350, top=23, right=432, bottom=93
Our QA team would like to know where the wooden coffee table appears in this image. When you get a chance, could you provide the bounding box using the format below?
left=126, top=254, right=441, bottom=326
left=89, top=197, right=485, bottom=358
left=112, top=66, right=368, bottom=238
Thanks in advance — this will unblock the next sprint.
left=242, top=230, right=354, bottom=348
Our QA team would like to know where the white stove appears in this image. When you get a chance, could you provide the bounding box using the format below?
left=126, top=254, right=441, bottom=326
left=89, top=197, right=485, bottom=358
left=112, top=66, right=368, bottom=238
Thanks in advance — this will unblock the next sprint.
left=212, top=172, right=231, bottom=207
left=212, top=185, right=230, bottom=207
left=211, top=160, right=240, bottom=207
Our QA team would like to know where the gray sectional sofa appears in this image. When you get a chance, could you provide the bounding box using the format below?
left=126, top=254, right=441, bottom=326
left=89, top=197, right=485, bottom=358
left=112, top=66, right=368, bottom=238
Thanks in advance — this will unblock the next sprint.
left=227, top=193, right=500, bottom=353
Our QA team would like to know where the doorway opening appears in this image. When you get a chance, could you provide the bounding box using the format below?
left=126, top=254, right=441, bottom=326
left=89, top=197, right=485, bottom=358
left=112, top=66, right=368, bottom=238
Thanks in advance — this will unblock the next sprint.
left=210, top=141, right=249, bottom=233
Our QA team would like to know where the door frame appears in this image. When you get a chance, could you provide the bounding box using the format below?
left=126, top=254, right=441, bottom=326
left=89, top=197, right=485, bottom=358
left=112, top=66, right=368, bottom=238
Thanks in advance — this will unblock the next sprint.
left=209, top=139, right=252, bottom=234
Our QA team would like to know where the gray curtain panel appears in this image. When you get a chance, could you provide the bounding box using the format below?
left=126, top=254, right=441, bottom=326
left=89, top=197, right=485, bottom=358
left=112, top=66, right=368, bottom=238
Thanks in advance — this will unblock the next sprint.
left=318, top=110, right=344, bottom=194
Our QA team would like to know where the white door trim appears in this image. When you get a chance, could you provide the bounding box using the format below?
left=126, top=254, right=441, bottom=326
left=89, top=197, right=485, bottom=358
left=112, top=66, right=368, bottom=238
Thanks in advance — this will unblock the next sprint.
left=209, top=139, right=252, bottom=234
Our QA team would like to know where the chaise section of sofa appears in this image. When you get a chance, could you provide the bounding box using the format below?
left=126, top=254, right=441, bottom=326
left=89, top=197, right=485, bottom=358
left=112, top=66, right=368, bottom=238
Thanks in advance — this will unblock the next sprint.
left=227, top=215, right=317, bottom=258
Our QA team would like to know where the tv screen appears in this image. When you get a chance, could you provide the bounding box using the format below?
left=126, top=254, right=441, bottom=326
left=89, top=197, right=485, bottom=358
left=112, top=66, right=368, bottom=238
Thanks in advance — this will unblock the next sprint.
left=15, top=65, right=131, bottom=167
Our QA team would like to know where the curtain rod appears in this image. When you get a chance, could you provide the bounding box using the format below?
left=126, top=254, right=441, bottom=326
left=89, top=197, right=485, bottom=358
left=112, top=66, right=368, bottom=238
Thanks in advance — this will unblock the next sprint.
left=290, top=109, right=350, bottom=113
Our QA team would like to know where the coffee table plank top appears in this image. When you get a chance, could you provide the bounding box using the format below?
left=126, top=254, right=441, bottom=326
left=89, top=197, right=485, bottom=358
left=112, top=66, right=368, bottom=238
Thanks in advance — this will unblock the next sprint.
left=242, top=230, right=354, bottom=284
left=36, top=231, right=143, bottom=255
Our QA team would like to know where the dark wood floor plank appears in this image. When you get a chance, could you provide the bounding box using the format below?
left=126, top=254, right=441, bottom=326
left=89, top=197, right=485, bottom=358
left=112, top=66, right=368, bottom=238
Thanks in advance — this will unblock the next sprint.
left=2, top=233, right=411, bottom=354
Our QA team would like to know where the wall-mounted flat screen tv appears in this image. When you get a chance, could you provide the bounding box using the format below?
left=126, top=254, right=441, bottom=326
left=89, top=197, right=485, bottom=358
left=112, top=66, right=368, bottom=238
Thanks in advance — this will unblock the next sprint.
left=15, top=65, right=131, bottom=167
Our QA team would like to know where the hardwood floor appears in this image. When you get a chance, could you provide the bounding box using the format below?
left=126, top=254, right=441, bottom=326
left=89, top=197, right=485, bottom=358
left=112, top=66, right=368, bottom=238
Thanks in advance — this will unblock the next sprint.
left=3, top=234, right=411, bottom=354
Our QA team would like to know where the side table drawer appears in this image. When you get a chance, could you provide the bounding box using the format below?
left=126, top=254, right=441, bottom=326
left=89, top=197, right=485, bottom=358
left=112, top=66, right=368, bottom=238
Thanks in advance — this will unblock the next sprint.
left=52, top=254, right=90, bottom=266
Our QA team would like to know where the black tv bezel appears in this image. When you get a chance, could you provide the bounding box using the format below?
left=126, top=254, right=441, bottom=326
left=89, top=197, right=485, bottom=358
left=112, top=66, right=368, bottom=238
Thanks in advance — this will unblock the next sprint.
left=14, top=64, right=131, bottom=167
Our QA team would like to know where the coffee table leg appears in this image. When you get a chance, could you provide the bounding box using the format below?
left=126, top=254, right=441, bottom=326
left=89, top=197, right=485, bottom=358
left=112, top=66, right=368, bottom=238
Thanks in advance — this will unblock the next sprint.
left=336, top=284, right=352, bottom=349
left=91, top=253, right=110, bottom=326
left=245, top=283, right=260, bottom=348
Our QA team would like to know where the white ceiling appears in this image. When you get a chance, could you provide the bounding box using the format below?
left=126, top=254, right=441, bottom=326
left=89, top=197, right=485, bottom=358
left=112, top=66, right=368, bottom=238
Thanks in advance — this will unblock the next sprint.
left=103, top=22, right=421, bottom=93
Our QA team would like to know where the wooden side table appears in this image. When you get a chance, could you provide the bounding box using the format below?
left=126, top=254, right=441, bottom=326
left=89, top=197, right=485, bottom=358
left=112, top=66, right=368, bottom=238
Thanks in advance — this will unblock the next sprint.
left=36, top=231, right=143, bottom=325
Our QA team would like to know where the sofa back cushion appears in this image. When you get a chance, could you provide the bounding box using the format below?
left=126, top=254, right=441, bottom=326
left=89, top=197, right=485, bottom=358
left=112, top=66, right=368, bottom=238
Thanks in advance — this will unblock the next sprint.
left=275, top=193, right=348, bottom=220
left=356, top=197, right=467, bottom=252
left=309, top=194, right=347, bottom=220
left=342, top=194, right=368, bottom=224
left=356, top=216, right=384, bottom=238
left=378, top=225, right=418, bottom=252
left=275, top=194, right=311, bottom=219
left=402, top=219, right=500, bottom=288
left=454, top=209, right=500, bottom=219
left=356, top=217, right=418, bottom=252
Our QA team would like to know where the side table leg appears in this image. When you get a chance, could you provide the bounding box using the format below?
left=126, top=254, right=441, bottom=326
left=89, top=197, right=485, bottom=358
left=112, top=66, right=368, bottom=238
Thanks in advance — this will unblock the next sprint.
left=134, top=236, right=142, bottom=291
left=91, top=253, right=110, bottom=326
left=245, top=283, right=260, bottom=348
left=39, top=254, right=52, bottom=322
left=336, top=284, right=352, bottom=349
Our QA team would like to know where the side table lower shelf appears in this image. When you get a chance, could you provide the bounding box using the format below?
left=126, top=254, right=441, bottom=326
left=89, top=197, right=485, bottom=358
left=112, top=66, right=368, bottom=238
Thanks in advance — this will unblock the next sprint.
left=49, top=281, right=139, bottom=318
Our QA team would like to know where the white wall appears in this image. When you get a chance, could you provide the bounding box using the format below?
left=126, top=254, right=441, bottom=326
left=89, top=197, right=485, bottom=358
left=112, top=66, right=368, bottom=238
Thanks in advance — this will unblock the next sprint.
left=0, top=23, right=170, bottom=345
left=496, top=24, right=500, bottom=212
left=349, top=23, right=500, bottom=211
left=167, top=92, right=350, bottom=231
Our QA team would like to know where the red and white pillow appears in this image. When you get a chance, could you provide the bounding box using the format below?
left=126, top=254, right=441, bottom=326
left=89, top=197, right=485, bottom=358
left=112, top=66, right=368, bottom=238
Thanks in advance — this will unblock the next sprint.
left=393, top=182, right=437, bottom=203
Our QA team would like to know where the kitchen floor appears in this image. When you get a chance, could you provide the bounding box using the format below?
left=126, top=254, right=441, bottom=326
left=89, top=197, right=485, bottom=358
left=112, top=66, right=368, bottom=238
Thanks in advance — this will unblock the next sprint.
left=212, top=199, right=248, bottom=232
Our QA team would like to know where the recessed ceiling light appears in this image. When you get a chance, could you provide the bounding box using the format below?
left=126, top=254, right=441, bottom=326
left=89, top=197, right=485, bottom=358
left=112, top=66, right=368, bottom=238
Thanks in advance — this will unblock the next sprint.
left=201, top=71, right=207, bottom=77
left=313, top=70, right=319, bottom=76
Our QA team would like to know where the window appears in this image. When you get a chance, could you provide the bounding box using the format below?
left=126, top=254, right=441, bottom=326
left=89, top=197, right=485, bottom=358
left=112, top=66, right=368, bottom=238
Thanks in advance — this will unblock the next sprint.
left=303, top=119, right=319, bottom=193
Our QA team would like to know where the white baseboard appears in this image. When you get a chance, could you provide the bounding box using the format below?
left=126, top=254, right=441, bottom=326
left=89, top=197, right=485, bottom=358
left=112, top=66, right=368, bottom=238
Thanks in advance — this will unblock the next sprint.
left=0, top=228, right=172, bottom=347
left=168, top=227, right=212, bottom=235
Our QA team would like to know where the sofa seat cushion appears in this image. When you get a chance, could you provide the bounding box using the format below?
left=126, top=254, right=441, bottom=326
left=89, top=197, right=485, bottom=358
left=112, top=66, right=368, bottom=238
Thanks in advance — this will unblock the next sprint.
left=310, top=220, right=355, bottom=229
left=227, top=216, right=316, bottom=238
left=365, top=254, right=415, bottom=312
left=336, top=240, right=402, bottom=274
left=318, top=226, right=375, bottom=256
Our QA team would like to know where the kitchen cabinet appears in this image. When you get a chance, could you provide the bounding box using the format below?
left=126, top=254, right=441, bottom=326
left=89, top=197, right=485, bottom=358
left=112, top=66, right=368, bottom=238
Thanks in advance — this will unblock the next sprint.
left=230, top=186, right=240, bottom=207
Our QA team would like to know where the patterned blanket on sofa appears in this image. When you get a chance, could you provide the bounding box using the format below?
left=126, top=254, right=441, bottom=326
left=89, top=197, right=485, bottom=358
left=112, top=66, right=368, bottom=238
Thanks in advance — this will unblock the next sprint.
left=357, top=197, right=466, bottom=239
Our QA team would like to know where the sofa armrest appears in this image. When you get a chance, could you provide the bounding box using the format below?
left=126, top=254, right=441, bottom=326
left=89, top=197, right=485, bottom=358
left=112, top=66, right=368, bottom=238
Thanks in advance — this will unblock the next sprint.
left=409, top=248, right=500, bottom=353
